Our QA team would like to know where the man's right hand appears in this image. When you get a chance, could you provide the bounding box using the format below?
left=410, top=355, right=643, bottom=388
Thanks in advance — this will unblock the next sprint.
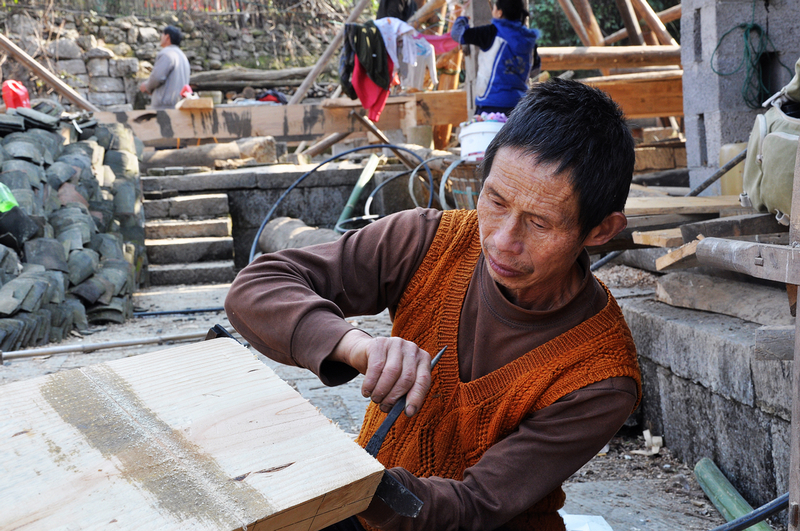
left=331, top=330, right=433, bottom=418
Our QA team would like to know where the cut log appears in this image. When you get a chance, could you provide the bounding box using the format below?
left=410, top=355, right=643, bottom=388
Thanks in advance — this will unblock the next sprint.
left=557, top=0, right=592, bottom=45
left=190, top=66, right=315, bottom=91
left=0, top=338, right=384, bottom=530
left=625, top=195, right=741, bottom=216
left=259, top=217, right=339, bottom=254
left=629, top=0, right=678, bottom=45
left=614, top=0, right=644, bottom=45
left=680, top=213, right=788, bottom=242
left=539, top=45, right=681, bottom=71
left=141, top=137, right=277, bottom=169
left=655, top=235, right=704, bottom=271
left=632, top=228, right=684, bottom=247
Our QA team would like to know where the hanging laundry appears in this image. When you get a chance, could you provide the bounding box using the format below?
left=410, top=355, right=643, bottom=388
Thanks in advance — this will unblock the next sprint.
left=420, top=33, right=460, bottom=55
left=352, top=56, right=395, bottom=122
left=401, top=38, right=438, bottom=91
left=374, top=17, right=418, bottom=71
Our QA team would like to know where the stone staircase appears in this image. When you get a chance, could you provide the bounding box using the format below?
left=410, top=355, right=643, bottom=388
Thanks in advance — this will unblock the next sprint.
left=143, top=191, right=237, bottom=286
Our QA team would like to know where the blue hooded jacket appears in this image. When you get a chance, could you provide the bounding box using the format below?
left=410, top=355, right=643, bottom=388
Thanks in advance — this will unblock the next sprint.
left=474, top=19, right=540, bottom=109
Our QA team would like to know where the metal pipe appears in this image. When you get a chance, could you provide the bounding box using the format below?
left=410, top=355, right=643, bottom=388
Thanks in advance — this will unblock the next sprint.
left=2, top=331, right=210, bottom=362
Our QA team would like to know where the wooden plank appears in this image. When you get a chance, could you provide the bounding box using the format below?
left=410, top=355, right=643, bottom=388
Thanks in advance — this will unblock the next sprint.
left=632, top=227, right=684, bottom=247
left=680, top=213, right=788, bottom=242
left=656, top=272, right=794, bottom=326
left=587, top=76, right=683, bottom=119
left=539, top=45, right=681, bottom=71
left=625, top=195, right=741, bottom=216
left=415, top=90, right=468, bottom=127
left=0, top=33, right=100, bottom=113
left=755, top=325, right=796, bottom=361
left=655, top=236, right=703, bottom=271
left=0, top=338, right=384, bottom=531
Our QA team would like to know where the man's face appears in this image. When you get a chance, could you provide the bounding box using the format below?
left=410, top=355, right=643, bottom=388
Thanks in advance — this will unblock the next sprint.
left=160, top=32, right=171, bottom=47
left=476, top=146, right=588, bottom=310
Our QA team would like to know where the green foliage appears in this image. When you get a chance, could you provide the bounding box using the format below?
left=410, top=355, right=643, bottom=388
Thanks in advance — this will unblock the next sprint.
left=530, top=0, right=681, bottom=47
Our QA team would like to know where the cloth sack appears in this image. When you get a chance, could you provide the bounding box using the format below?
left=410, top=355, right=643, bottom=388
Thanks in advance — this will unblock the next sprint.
left=742, top=55, right=800, bottom=218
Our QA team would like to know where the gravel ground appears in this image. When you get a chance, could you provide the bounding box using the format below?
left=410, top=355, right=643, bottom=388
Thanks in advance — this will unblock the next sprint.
left=2, top=267, right=782, bottom=530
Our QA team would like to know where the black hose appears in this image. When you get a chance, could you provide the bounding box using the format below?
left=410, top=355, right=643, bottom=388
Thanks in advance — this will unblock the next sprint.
left=364, top=169, right=413, bottom=217
left=249, top=144, right=433, bottom=263
left=708, top=492, right=788, bottom=531
left=334, top=214, right=381, bottom=233
left=134, top=307, right=225, bottom=317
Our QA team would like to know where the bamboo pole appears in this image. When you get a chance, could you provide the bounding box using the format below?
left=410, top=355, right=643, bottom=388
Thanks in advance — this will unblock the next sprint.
left=0, top=33, right=100, bottom=113
left=629, top=0, right=678, bottom=46
left=538, top=45, right=681, bottom=71
left=287, top=0, right=372, bottom=105
left=605, top=4, right=681, bottom=45
left=556, top=0, right=592, bottom=46
left=614, top=0, right=645, bottom=45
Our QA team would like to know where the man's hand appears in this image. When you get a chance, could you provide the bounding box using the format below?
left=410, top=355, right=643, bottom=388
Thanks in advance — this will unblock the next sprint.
left=332, top=330, right=432, bottom=417
left=139, top=82, right=149, bottom=93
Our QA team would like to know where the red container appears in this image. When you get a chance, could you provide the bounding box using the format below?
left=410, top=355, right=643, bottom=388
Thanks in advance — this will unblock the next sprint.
left=2, top=80, right=31, bottom=109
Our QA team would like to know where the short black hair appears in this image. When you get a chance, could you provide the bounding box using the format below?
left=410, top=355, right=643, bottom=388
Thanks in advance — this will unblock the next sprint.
left=163, top=25, right=183, bottom=46
left=495, top=0, right=528, bottom=23
left=480, top=78, right=635, bottom=239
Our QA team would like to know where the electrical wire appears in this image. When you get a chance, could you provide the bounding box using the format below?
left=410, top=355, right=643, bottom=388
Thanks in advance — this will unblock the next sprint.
left=248, top=144, right=433, bottom=263
left=710, top=0, right=793, bottom=109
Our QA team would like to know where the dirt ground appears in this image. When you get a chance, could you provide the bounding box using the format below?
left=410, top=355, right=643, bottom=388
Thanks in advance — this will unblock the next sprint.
left=1, top=265, right=784, bottom=530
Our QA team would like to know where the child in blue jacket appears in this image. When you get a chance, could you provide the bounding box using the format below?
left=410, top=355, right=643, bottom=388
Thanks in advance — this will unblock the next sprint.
left=451, top=0, right=540, bottom=116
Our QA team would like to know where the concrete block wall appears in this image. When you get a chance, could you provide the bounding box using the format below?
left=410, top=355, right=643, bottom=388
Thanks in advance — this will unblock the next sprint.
left=681, top=0, right=800, bottom=194
left=620, top=295, right=791, bottom=509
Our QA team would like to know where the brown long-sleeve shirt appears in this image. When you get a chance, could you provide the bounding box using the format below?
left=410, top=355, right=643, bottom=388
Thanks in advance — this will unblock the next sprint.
left=225, top=208, right=638, bottom=531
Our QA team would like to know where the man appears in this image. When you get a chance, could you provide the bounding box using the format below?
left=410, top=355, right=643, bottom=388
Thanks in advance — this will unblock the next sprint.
left=139, top=25, right=190, bottom=110
left=225, top=78, right=641, bottom=531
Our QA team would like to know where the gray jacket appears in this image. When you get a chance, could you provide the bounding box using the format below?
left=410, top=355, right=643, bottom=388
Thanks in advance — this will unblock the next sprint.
left=144, top=45, right=191, bottom=109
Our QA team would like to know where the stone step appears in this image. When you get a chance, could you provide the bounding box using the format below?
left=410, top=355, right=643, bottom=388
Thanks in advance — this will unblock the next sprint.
left=143, top=193, right=229, bottom=221
left=145, top=236, right=233, bottom=265
left=145, top=218, right=232, bottom=240
left=148, top=261, right=237, bottom=286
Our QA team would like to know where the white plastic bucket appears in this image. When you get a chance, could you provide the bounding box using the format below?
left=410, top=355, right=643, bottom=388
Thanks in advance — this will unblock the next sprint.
left=458, top=121, right=505, bottom=161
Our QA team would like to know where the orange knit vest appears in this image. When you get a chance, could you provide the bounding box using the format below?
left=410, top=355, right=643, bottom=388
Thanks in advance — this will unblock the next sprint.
left=356, top=210, right=641, bottom=531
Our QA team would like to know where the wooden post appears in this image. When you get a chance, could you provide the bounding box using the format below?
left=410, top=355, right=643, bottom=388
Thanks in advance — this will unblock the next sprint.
left=629, top=0, right=678, bottom=46
left=287, top=0, right=372, bottom=105
left=432, top=1, right=463, bottom=149
left=614, top=0, right=645, bottom=45
left=557, top=0, right=592, bottom=46
left=0, top=33, right=100, bottom=113
left=572, top=0, right=605, bottom=46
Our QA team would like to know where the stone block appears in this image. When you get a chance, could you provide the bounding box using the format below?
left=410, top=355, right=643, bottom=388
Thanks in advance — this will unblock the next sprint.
left=85, top=46, right=115, bottom=59
left=76, top=35, right=97, bottom=50
left=109, top=57, right=139, bottom=77
left=88, top=92, right=127, bottom=106
left=111, top=43, right=132, bottom=58
left=86, top=58, right=109, bottom=77
left=148, top=260, right=236, bottom=285
left=56, top=59, right=87, bottom=76
left=127, top=27, right=139, bottom=44
left=145, top=236, right=233, bottom=264
left=64, top=74, right=90, bottom=89
left=145, top=218, right=231, bottom=239
left=48, top=38, right=81, bottom=59
left=99, top=26, right=126, bottom=45
left=138, top=27, right=160, bottom=43
left=90, top=77, right=124, bottom=93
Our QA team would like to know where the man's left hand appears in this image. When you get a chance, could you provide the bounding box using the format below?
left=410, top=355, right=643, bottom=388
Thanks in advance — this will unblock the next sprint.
left=139, top=82, right=149, bottom=93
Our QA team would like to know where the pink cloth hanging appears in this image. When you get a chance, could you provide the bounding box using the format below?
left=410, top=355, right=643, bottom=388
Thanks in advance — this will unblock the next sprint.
left=418, top=33, right=459, bottom=55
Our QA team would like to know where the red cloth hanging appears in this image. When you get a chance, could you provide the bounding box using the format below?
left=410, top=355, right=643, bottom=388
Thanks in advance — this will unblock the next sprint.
left=352, top=55, right=394, bottom=122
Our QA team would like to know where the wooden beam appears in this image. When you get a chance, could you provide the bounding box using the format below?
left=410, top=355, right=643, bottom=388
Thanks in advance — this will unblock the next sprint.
left=605, top=4, right=681, bottom=45
left=350, top=111, right=417, bottom=170
left=696, top=238, right=800, bottom=284
left=287, top=0, right=372, bottom=105
left=625, top=195, right=740, bottom=216
left=572, top=0, right=605, bottom=46
left=0, top=339, right=384, bottom=530
left=585, top=74, right=683, bottom=119
left=655, top=236, right=703, bottom=271
left=407, top=0, right=447, bottom=28
left=614, top=0, right=645, bottom=45
left=303, top=131, right=351, bottom=158
left=680, top=213, right=788, bottom=242
left=632, top=227, right=684, bottom=247
left=557, top=0, right=592, bottom=46
left=0, top=33, right=100, bottom=113
left=629, top=0, right=678, bottom=46
left=539, top=45, right=681, bottom=71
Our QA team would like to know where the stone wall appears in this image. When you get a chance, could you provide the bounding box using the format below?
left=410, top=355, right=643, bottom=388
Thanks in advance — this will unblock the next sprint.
left=0, top=8, right=342, bottom=111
